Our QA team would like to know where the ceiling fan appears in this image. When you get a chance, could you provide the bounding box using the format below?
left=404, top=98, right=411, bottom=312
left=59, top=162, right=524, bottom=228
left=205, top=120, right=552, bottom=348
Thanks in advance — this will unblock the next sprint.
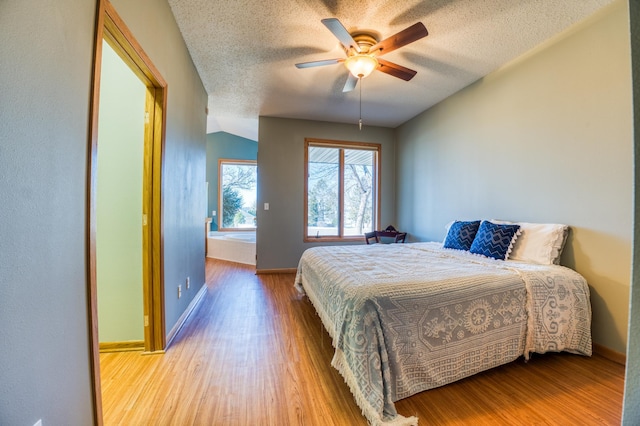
left=295, top=18, right=429, bottom=92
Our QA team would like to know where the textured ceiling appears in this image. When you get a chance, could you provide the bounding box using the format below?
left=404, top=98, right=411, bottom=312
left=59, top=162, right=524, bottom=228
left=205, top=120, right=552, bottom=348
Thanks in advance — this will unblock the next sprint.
left=167, top=0, right=615, bottom=141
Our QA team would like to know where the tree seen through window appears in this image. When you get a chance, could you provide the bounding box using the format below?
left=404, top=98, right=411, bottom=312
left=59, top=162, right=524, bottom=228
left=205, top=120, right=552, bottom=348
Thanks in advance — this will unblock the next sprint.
left=219, top=160, right=257, bottom=229
left=305, top=140, right=379, bottom=240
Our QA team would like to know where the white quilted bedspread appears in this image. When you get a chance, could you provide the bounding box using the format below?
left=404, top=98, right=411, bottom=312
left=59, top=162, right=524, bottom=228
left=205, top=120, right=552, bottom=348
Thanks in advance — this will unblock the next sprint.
left=295, top=242, right=592, bottom=426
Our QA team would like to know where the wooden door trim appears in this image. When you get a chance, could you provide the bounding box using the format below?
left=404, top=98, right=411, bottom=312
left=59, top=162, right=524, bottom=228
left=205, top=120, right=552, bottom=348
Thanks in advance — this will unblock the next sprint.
left=87, top=4, right=105, bottom=425
left=87, top=0, right=167, bottom=423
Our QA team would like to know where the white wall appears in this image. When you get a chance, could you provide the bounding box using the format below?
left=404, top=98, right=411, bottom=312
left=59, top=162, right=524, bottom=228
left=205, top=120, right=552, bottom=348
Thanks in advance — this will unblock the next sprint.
left=396, top=1, right=632, bottom=353
left=97, top=40, right=146, bottom=342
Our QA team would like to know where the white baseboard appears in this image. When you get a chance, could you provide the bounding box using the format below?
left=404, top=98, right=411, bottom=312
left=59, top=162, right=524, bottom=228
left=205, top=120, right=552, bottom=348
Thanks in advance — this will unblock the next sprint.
left=165, top=282, right=207, bottom=348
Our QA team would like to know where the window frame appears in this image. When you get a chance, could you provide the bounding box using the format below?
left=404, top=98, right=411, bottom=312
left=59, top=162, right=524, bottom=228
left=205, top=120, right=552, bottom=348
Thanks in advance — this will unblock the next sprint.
left=303, top=138, right=381, bottom=242
left=217, top=158, right=257, bottom=232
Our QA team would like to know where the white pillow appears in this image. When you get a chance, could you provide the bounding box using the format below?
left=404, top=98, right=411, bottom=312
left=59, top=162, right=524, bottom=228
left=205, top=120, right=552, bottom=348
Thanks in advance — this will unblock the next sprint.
left=491, top=220, right=569, bottom=265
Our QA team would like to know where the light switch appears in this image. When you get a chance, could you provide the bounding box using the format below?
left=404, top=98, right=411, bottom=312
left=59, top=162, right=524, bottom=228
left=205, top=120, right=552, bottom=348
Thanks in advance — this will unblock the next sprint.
left=264, top=203, right=269, bottom=210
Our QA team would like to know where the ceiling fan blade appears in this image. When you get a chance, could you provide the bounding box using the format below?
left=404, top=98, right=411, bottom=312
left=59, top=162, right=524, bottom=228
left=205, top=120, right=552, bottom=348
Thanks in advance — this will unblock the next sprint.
left=295, top=58, right=344, bottom=69
left=322, top=18, right=360, bottom=52
left=342, top=73, right=358, bottom=92
left=377, top=58, right=417, bottom=81
left=371, top=22, right=428, bottom=57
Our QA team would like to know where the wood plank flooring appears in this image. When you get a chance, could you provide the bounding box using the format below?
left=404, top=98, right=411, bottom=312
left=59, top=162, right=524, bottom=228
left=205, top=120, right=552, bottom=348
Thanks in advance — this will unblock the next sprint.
left=100, top=258, right=625, bottom=425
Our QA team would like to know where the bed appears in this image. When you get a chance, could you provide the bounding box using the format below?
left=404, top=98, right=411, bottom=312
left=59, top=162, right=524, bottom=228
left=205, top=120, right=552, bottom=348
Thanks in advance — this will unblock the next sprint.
left=294, top=221, right=592, bottom=426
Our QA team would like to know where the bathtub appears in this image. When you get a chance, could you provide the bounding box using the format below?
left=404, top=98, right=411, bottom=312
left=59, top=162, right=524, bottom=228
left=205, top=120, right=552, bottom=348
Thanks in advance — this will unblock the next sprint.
left=207, top=231, right=256, bottom=265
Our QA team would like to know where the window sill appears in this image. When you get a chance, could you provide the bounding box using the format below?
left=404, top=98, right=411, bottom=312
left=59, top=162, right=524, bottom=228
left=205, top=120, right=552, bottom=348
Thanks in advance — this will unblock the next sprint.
left=303, top=236, right=364, bottom=243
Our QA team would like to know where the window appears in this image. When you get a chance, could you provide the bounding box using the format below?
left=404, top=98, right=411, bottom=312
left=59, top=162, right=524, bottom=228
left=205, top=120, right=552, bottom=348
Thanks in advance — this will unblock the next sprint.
left=218, top=159, right=257, bottom=230
left=304, top=139, right=380, bottom=241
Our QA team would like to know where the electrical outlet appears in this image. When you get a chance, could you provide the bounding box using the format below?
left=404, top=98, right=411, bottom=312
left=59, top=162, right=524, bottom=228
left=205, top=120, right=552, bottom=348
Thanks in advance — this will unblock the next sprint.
left=178, top=284, right=182, bottom=299
left=186, top=276, right=190, bottom=289
left=212, top=210, right=216, bottom=216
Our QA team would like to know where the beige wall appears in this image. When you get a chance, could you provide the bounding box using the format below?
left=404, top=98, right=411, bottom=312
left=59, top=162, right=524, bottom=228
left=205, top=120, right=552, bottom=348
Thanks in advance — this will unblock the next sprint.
left=257, top=116, right=396, bottom=270
left=396, top=1, right=632, bottom=353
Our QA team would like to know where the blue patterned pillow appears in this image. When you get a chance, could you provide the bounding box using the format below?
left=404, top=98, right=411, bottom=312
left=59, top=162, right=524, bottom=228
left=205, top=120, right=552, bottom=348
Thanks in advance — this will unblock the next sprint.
left=470, top=221, right=521, bottom=260
left=443, top=220, right=481, bottom=251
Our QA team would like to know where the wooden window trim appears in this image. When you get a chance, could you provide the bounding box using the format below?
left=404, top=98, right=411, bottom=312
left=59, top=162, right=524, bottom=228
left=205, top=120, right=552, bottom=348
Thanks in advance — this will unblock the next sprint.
left=303, top=138, right=381, bottom=243
left=217, top=159, right=257, bottom=232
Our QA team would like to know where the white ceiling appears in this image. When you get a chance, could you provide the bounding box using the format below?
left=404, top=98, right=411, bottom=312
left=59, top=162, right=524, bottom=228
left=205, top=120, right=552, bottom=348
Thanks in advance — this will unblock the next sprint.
left=167, top=0, right=615, bottom=141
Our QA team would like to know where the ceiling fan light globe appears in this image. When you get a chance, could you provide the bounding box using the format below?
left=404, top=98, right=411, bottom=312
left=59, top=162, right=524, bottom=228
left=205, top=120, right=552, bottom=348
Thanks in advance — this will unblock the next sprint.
left=345, top=55, right=378, bottom=79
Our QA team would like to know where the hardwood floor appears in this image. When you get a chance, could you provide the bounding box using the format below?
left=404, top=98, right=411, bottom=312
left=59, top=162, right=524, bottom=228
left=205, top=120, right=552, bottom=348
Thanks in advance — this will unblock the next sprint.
left=100, top=258, right=625, bottom=425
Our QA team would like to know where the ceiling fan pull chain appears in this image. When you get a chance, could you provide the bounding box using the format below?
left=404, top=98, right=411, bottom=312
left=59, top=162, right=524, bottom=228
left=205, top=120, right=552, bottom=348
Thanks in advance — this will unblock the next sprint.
left=359, top=77, right=363, bottom=130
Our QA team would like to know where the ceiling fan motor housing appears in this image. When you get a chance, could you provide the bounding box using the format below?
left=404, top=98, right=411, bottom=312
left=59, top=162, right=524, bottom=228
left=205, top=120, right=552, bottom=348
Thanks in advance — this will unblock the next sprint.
left=347, top=32, right=379, bottom=55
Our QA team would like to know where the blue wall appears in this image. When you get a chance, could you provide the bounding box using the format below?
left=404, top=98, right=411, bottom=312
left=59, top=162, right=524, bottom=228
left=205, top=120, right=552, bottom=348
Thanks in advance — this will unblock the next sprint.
left=0, top=0, right=207, bottom=423
left=206, top=132, right=258, bottom=230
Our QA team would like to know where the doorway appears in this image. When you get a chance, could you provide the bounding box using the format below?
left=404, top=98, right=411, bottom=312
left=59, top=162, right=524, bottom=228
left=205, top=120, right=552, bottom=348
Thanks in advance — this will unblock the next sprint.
left=87, top=1, right=167, bottom=423
left=96, top=39, right=146, bottom=352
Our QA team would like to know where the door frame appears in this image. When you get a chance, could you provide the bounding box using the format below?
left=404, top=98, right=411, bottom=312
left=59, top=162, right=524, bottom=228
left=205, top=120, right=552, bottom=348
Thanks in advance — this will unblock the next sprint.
left=87, top=0, right=167, bottom=423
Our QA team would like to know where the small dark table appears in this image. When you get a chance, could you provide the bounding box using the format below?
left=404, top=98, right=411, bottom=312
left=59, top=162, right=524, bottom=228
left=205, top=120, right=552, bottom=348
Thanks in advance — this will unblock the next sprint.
left=364, top=225, right=407, bottom=244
